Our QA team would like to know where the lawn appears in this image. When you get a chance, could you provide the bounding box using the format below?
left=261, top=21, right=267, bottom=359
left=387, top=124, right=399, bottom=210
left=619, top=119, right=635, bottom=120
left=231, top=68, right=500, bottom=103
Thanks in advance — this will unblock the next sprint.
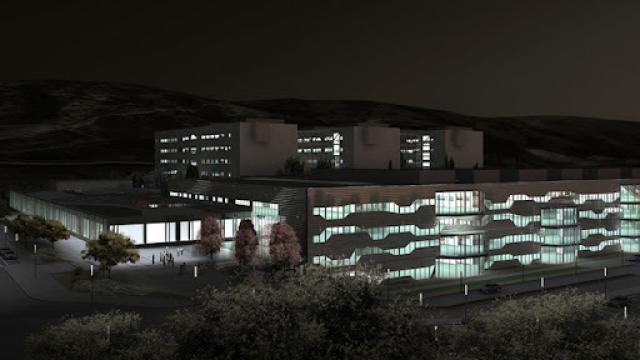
left=51, top=269, right=189, bottom=300
left=393, top=266, right=585, bottom=297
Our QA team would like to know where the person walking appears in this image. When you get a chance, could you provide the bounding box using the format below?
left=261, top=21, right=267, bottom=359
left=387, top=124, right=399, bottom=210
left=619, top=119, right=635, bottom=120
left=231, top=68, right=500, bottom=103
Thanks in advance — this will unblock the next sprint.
left=152, top=254, right=155, bottom=265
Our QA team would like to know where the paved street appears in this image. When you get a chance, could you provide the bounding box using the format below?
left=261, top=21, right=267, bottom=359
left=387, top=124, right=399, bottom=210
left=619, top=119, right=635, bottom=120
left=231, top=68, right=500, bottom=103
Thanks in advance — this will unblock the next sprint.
left=423, top=267, right=640, bottom=324
left=0, top=268, right=177, bottom=359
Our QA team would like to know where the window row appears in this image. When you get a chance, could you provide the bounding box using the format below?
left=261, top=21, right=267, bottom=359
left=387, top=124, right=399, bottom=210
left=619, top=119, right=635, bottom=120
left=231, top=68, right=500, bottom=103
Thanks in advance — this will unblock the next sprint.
left=435, top=191, right=482, bottom=215
left=201, top=158, right=230, bottom=165
left=313, top=199, right=435, bottom=220
left=201, top=145, right=232, bottom=152
left=312, top=224, right=440, bottom=243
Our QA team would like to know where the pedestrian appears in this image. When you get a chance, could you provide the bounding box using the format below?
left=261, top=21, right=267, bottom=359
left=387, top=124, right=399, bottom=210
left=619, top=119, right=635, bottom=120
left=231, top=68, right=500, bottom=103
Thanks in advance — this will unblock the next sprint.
left=152, top=254, right=155, bottom=265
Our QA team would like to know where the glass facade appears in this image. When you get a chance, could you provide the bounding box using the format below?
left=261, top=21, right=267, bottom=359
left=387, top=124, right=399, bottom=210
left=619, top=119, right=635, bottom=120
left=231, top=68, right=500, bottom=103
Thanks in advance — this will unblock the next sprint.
left=435, top=191, right=481, bottom=215
left=313, top=199, right=435, bottom=220
left=311, top=184, right=640, bottom=281
left=540, top=207, right=577, bottom=226
left=10, top=192, right=106, bottom=241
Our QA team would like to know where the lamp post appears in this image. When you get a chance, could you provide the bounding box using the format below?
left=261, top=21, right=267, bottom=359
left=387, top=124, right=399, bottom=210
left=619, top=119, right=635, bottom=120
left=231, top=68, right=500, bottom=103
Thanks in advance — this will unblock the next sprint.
left=540, top=277, right=545, bottom=293
left=194, top=265, right=198, bottom=280
left=603, top=267, right=608, bottom=299
left=33, top=244, right=37, bottom=278
left=3, top=225, right=7, bottom=248
left=464, top=283, right=469, bottom=323
left=90, top=264, right=95, bottom=307
left=419, top=292, right=423, bottom=306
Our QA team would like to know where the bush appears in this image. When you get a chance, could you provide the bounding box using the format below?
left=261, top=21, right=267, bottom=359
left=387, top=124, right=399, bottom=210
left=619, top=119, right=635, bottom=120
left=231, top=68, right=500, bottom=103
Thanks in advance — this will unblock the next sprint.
left=72, top=266, right=83, bottom=277
left=26, top=311, right=174, bottom=360
left=25, top=273, right=640, bottom=360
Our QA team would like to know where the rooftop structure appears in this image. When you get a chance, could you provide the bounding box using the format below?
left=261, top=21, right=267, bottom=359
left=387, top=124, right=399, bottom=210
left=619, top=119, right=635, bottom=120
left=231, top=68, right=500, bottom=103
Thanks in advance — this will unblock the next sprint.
left=297, top=124, right=401, bottom=170
left=429, top=127, right=484, bottom=169
left=155, top=119, right=298, bottom=178
left=8, top=189, right=248, bottom=249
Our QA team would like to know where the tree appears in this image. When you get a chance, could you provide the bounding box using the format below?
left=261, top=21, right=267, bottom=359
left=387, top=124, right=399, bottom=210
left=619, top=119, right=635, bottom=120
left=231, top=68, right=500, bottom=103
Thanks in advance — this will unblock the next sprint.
left=26, top=311, right=174, bottom=360
left=269, top=223, right=301, bottom=268
left=131, top=172, right=145, bottom=188
left=199, top=216, right=224, bottom=260
left=41, top=219, right=70, bottom=244
left=11, top=214, right=46, bottom=241
left=449, top=290, right=640, bottom=360
left=82, top=231, right=140, bottom=278
left=316, top=159, right=332, bottom=169
left=400, top=153, right=409, bottom=168
left=185, top=164, right=199, bottom=179
left=234, top=219, right=258, bottom=267
left=165, top=267, right=434, bottom=360
left=283, top=157, right=304, bottom=177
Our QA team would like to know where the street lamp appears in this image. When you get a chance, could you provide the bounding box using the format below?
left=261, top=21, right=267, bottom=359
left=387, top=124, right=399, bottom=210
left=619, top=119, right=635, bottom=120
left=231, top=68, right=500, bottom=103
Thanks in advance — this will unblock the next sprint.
left=90, top=264, right=95, bottom=307
left=3, top=225, right=7, bottom=248
left=540, top=277, right=545, bottom=293
left=464, top=283, right=469, bottom=323
left=603, top=267, right=608, bottom=298
left=419, top=292, right=423, bottom=306
left=194, top=265, right=198, bottom=279
left=33, top=244, right=37, bottom=278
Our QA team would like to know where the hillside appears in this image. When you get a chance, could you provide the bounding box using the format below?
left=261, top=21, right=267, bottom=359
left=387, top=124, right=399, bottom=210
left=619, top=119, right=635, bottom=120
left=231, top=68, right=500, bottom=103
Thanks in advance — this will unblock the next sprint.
left=1, top=80, right=639, bottom=168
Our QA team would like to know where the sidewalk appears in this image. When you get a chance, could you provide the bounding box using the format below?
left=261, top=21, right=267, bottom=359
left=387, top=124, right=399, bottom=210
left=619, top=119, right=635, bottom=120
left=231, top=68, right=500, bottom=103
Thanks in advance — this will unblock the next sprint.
left=1, top=258, right=190, bottom=308
left=0, top=233, right=223, bottom=308
left=422, top=264, right=638, bottom=308
left=387, top=253, right=633, bottom=296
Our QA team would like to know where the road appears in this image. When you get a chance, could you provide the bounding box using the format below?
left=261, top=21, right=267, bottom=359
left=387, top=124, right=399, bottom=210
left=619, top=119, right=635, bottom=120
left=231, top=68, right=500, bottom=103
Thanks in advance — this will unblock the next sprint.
left=0, top=268, right=178, bottom=360
left=424, top=271, right=640, bottom=324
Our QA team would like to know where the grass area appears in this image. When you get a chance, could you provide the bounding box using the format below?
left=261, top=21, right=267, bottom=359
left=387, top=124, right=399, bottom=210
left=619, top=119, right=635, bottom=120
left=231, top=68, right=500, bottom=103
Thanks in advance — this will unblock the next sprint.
left=402, top=266, right=585, bottom=297
left=51, top=270, right=189, bottom=300
left=14, top=239, right=63, bottom=264
left=33, top=246, right=61, bottom=264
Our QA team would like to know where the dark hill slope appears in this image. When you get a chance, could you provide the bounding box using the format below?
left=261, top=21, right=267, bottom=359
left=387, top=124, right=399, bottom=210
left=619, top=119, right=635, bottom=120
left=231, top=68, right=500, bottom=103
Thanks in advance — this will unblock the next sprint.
left=0, top=80, right=638, bottom=168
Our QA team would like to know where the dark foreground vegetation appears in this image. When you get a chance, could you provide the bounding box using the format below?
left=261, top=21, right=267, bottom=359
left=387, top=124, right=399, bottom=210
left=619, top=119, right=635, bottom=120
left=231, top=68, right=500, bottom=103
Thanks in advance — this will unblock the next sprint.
left=25, top=268, right=639, bottom=360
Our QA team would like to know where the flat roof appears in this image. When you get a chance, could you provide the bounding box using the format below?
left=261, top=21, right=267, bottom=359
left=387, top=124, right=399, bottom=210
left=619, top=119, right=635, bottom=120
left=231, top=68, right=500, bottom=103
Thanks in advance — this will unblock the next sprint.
left=24, top=190, right=248, bottom=223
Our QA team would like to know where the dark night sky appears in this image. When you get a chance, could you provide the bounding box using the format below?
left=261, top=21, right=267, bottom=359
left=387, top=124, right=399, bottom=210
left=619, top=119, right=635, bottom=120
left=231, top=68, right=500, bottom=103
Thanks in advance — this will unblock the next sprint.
left=2, top=0, right=640, bottom=120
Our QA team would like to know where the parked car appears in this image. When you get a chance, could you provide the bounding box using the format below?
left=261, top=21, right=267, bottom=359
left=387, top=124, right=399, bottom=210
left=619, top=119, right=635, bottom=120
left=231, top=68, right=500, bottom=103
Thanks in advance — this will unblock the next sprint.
left=629, top=255, right=640, bottom=263
left=607, top=296, right=632, bottom=309
left=479, top=283, right=502, bottom=294
left=0, top=248, right=15, bottom=256
left=1, top=252, right=17, bottom=260
left=0, top=249, right=17, bottom=260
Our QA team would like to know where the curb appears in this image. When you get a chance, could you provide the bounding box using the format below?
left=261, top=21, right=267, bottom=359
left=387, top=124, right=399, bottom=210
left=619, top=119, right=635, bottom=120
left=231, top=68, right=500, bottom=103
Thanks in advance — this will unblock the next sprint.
left=429, top=273, right=634, bottom=309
